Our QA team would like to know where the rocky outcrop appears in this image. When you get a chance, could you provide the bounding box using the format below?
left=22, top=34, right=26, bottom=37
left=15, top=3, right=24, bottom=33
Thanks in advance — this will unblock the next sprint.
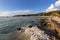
left=16, top=25, right=50, bottom=40
left=16, top=18, right=60, bottom=40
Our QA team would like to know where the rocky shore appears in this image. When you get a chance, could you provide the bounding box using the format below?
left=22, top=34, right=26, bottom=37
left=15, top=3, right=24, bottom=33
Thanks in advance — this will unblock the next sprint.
left=16, top=25, right=50, bottom=40
left=16, top=18, right=60, bottom=40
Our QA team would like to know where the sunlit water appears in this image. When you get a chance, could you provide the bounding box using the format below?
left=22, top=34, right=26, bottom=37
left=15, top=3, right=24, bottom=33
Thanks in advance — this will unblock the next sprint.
left=0, top=16, right=47, bottom=40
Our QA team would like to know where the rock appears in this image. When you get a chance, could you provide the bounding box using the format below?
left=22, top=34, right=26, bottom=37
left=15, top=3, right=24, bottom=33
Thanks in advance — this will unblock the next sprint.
left=18, top=25, right=50, bottom=40
left=16, top=27, right=22, bottom=31
left=27, top=24, right=33, bottom=28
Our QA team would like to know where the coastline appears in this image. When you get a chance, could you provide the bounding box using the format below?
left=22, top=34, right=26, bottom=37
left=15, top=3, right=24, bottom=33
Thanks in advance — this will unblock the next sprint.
left=16, top=17, right=60, bottom=40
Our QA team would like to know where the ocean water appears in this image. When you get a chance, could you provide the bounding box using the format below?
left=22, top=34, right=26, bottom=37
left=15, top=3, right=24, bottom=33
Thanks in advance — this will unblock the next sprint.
left=0, top=16, right=47, bottom=40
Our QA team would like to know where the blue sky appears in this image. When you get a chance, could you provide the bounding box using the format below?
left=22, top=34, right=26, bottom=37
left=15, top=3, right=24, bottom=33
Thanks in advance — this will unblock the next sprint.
left=0, top=0, right=60, bottom=16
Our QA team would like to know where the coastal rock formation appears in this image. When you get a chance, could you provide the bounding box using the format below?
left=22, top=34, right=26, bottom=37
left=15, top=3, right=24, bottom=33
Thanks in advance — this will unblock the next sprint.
left=16, top=18, right=60, bottom=40
left=17, top=25, right=50, bottom=40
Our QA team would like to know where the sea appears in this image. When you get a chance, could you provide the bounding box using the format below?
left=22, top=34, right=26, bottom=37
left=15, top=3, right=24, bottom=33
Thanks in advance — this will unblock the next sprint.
left=0, top=16, right=47, bottom=40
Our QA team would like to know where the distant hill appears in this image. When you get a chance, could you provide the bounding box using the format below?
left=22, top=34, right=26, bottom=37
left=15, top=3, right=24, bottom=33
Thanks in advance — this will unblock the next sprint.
left=13, top=10, right=60, bottom=17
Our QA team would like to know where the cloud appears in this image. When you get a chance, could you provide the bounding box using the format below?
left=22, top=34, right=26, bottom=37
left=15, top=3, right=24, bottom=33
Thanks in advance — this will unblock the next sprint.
left=12, top=10, right=32, bottom=13
left=45, top=4, right=58, bottom=12
left=55, top=0, right=60, bottom=7
left=45, top=0, right=60, bottom=12
left=0, top=10, right=32, bottom=16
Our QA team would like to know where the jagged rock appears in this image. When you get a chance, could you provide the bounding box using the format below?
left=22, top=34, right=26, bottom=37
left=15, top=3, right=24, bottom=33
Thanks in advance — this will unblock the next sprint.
left=26, top=24, right=33, bottom=28
left=25, top=26, right=50, bottom=40
left=16, top=28, right=22, bottom=31
left=17, top=25, right=50, bottom=40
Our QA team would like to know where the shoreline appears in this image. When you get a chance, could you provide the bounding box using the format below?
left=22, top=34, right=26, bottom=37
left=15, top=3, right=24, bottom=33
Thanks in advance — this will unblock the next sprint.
left=16, top=17, right=60, bottom=40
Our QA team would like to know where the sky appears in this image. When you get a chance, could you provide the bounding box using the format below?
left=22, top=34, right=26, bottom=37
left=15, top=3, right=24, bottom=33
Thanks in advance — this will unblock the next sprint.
left=0, top=0, right=60, bottom=16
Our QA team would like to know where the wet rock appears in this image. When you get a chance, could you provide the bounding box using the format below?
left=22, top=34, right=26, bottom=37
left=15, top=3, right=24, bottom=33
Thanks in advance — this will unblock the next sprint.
left=16, top=27, right=22, bottom=31
left=27, top=24, right=33, bottom=28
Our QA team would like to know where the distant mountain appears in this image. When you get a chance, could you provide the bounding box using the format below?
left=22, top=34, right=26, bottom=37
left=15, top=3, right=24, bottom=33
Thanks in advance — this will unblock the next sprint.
left=13, top=10, right=60, bottom=17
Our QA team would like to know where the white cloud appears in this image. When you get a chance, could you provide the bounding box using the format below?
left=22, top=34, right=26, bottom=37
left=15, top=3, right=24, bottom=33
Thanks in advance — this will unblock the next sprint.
left=12, top=10, right=32, bottom=13
left=55, top=0, right=60, bottom=7
left=0, top=10, right=32, bottom=16
left=45, top=0, right=60, bottom=12
left=45, top=4, right=57, bottom=12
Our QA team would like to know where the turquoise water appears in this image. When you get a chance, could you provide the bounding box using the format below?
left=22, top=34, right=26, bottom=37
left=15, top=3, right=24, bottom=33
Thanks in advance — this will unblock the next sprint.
left=0, top=16, right=47, bottom=40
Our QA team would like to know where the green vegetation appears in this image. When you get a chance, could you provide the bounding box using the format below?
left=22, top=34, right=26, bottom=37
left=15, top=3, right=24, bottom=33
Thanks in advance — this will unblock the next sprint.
left=13, top=10, right=60, bottom=17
